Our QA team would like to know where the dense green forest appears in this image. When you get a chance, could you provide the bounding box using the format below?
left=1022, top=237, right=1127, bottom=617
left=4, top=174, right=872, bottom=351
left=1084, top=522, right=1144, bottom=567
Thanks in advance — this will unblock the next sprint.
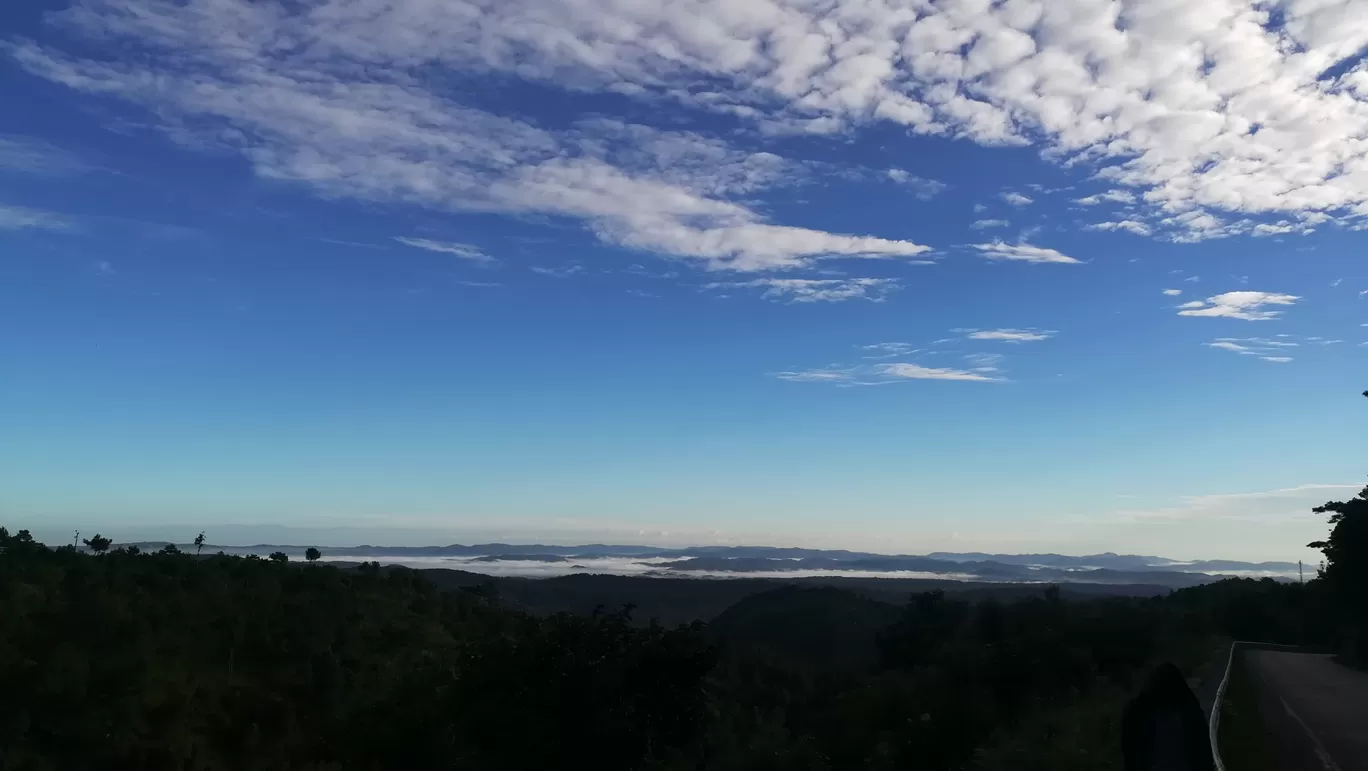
left=1, top=475, right=1362, bottom=769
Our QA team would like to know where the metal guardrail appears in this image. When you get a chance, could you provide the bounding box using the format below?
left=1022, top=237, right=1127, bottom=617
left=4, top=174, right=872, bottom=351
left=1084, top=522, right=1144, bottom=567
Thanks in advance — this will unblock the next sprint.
left=1209, top=641, right=1237, bottom=771
left=1208, top=640, right=1308, bottom=771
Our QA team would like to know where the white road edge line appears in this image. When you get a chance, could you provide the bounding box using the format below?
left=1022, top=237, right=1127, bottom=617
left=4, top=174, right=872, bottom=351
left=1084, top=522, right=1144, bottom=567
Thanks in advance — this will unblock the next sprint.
left=1280, top=697, right=1343, bottom=771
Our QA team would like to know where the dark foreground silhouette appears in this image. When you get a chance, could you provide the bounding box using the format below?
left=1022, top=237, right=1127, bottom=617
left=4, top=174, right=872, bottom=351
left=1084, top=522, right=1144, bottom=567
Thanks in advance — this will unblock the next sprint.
left=1122, top=662, right=1213, bottom=771
left=0, top=532, right=1351, bottom=771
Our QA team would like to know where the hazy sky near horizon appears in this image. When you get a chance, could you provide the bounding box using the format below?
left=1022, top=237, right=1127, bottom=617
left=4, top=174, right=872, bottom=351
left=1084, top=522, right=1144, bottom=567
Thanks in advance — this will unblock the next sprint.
left=2, top=0, right=1366, bottom=563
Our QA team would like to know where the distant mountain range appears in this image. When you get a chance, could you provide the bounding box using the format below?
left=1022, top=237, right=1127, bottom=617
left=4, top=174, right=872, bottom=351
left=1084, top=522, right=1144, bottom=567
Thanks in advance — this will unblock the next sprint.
left=144, top=541, right=1300, bottom=588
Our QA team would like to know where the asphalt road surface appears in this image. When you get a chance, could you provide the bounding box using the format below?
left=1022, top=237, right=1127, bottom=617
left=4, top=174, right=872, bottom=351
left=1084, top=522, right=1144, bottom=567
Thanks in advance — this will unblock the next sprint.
left=1247, top=650, right=1368, bottom=771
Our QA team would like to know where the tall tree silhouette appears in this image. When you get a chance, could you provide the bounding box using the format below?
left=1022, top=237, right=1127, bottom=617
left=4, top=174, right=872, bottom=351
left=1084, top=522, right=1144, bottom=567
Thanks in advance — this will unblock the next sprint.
left=82, top=534, right=112, bottom=554
left=194, top=531, right=206, bottom=555
left=1305, top=389, right=1368, bottom=662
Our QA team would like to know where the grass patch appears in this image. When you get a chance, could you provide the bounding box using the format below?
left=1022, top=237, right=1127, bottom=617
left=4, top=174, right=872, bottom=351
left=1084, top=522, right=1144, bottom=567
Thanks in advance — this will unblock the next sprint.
left=1218, top=651, right=1277, bottom=771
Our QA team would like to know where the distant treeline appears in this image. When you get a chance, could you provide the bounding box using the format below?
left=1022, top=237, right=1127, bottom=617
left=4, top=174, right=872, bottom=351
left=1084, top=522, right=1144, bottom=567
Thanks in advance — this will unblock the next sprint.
left=2, top=505, right=1362, bottom=771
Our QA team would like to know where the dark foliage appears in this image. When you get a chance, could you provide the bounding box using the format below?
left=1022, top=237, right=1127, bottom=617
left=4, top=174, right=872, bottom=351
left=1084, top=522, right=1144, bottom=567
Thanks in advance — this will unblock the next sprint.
left=81, top=534, right=111, bottom=555
left=0, top=536, right=715, bottom=771
left=1306, top=485, right=1368, bottom=662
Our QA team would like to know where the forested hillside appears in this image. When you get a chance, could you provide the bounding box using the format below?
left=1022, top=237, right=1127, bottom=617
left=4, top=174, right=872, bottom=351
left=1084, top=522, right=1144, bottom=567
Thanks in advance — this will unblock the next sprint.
left=4, top=509, right=1361, bottom=771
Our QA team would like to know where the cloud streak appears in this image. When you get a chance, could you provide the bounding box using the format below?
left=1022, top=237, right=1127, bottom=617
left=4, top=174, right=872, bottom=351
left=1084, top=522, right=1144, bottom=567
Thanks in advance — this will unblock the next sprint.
left=972, top=242, right=1081, bottom=264
left=1178, top=291, right=1300, bottom=320
left=20, top=0, right=1368, bottom=259
left=0, top=135, right=91, bottom=175
left=10, top=9, right=936, bottom=273
left=774, top=361, right=997, bottom=384
left=0, top=204, right=73, bottom=231
left=965, top=329, right=1055, bottom=343
left=394, top=237, right=496, bottom=263
left=707, top=277, right=900, bottom=303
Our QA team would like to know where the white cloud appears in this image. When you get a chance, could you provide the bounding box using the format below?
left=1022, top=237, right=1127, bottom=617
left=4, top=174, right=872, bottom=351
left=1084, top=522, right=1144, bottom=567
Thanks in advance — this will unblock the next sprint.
left=773, top=368, right=855, bottom=383
left=1081, top=483, right=1358, bottom=562
left=860, top=342, right=920, bottom=358
left=394, top=237, right=495, bottom=263
left=780, top=339, right=1020, bottom=384
left=11, top=25, right=931, bottom=273
left=970, top=219, right=1009, bottom=229
left=707, top=277, right=899, bottom=303
left=1089, top=220, right=1152, bottom=236
left=972, top=241, right=1081, bottom=264
left=876, top=363, right=997, bottom=382
left=1161, top=210, right=1233, bottom=243
left=885, top=168, right=946, bottom=199
left=26, top=0, right=1368, bottom=247
left=1178, top=291, right=1300, bottom=320
left=1000, top=191, right=1033, bottom=206
left=965, top=328, right=1054, bottom=343
left=0, top=204, right=73, bottom=231
left=1207, top=336, right=1306, bottom=362
left=1108, top=484, right=1358, bottom=524
left=1075, top=190, right=1136, bottom=206
left=530, top=264, right=584, bottom=278
left=962, top=352, right=1004, bottom=372
left=1251, top=222, right=1298, bottom=237
left=1162, top=289, right=1183, bottom=296
left=0, top=135, right=90, bottom=175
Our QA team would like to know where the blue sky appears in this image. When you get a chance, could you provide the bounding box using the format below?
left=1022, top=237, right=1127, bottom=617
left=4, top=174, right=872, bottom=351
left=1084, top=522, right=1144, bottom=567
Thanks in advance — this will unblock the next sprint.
left=2, top=0, right=1366, bottom=560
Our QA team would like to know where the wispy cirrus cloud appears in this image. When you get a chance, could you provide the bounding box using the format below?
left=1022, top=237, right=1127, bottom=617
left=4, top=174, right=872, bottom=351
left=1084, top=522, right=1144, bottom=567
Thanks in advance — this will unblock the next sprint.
left=859, top=342, right=920, bottom=359
left=707, top=277, right=900, bottom=303
left=885, top=169, right=946, bottom=200
left=773, top=361, right=997, bottom=384
left=0, top=204, right=74, bottom=231
left=17, top=0, right=1368, bottom=249
left=970, top=219, right=1009, bottom=230
left=963, top=328, right=1055, bottom=343
left=772, top=368, right=857, bottom=383
left=972, top=242, right=1081, bottom=264
left=1207, top=338, right=1297, bottom=362
left=394, top=237, right=496, bottom=264
left=1178, top=291, right=1300, bottom=321
left=1105, top=484, right=1360, bottom=524
left=776, top=335, right=1045, bottom=385
left=1075, top=190, right=1136, bottom=206
left=10, top=11, right=933, bottom=273
left=875, top=363, right=997, bottom=382
left=1089, top=220, right=1151, bottom=236
left=0, top=135, right=91, bottom=175
left=530, top=264, right=584, bottom=278
left=1206, top=334, right=1341, bottom=362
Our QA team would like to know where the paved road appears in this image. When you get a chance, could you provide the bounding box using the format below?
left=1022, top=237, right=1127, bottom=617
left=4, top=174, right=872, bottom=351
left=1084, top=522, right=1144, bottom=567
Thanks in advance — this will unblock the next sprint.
left=1247, top=650, right=1368, bottom=771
